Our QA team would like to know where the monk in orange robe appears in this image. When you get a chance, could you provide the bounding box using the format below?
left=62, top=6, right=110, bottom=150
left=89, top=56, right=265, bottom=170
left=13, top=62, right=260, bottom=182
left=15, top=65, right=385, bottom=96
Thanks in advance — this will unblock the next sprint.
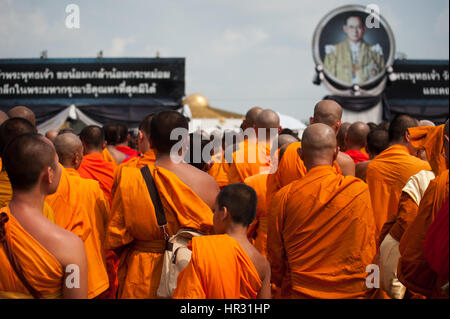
left=366, top=114, right=431, bottom=237
left=337, top=121, right=351, bottom=152
left=0, top=133, right=87, bottom=299
left=173, top=183, right=271, bottom=299
left=227, top=109, right=280, bottom=184
left=103, top=123, right=127, bottom=166
left=397, top=120, right=449, bottom=298
left=105, top=111, right=219, bottom=299
left=355, top=128, right=389, bottom=182
left=0, top=118, right=55, bottom=222
left=344, top=122, right=370, bottom=163
left=244, top=134, right=298, bottom=257
left=54, top=133, right=111, bottom=299
left=115, top=123, right=138, bottom=162
left=268, top=124, right=376, bottom=299
left=78, top=125, right=115, bottom=202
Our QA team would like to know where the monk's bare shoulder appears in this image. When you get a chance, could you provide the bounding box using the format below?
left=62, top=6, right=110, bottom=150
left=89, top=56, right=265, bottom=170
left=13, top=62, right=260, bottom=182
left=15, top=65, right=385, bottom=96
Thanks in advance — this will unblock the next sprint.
left=355, top=161, right=370, bottom=181
left=337, top=151, right=356, bottom=176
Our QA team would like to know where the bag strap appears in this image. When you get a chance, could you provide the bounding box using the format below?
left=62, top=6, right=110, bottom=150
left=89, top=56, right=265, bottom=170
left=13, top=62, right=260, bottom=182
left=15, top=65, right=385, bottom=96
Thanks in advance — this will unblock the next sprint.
left=0, top=212, right=43, bottom=299
left=140, top=166, right=169, bottom=240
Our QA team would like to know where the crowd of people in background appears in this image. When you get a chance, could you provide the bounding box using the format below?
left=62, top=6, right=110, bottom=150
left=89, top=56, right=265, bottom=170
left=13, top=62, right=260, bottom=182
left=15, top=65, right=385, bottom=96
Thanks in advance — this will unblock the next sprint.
left=0, top=102, right=448, bottom=299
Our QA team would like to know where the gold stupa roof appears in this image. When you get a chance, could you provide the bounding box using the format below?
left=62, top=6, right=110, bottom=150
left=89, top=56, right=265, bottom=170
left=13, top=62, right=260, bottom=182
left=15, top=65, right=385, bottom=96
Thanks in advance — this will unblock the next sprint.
left=183, top=93, right=244, bottom=119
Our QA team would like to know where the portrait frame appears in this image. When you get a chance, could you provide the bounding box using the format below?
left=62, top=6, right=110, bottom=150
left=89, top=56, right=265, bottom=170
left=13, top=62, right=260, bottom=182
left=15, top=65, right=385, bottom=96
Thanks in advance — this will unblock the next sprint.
left=312, top=4, right=396, bottom=89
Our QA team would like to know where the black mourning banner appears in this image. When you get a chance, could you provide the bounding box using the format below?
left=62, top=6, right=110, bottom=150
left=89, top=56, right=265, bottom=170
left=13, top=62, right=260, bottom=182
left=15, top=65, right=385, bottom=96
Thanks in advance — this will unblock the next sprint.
left=385, top=59, right=449, bottom=124
left=0, top=58, right=185, bottom=126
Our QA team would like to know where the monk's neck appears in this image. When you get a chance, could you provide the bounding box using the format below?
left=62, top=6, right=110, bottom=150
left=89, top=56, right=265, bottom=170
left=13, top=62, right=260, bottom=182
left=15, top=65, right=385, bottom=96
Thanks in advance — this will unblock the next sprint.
left=116, top=142, right=129, bottom=147
left=84, top=149, right=102, bottom=155
left=9, top=190, right=46, bottom=218
left=305, top=161, right=334, bottom=172
left=346, top=145, right=363, bottom=151
left=225, top=224, right=250, bottom=242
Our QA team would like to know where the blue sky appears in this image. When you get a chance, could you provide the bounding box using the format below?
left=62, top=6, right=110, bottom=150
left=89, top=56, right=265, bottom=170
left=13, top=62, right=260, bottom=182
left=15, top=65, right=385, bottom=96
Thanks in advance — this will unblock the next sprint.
left=0, top=0, right=448, bottom=121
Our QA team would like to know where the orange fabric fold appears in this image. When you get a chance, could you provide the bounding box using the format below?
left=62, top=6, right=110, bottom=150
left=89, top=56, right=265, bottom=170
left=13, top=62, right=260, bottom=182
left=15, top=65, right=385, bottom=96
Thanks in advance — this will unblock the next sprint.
left=78, top=153, right=115, bottom=202
left=227, top=140, right=272, bottom=184
left=0, top=206, right=63, bottom=297
left=207, top=152, right=231, bottom=188
left=398, top=169, right=449, bottom=298
left=105, top=164, right=214, bottom=299
left=244, top=173, right=269, bottom=257
left=64, top=168, right=110, bottom=298
left=173, top=235, right=262, bottom=299
left=268, top=165, right=376, bottom=299
left=366, top=145, right=431, bottom=237
left=408, top=125, right=446, bottom=175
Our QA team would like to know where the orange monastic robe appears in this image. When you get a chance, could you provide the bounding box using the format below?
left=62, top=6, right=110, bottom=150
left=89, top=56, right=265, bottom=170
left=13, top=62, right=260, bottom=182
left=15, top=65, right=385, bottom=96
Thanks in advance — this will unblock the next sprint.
left=65, top=167, right=111, bottom=298
left=0, top=206, right=64, bottom=299
left=78, top=153, right=115, bottom=202
left=102, top=148, right=118, bottom=169
left=173, top=235, right=262, bottom=299
left=266, top=142, right=341, bottom=209
left=105, top=164, right=214, bottom=299
left=268, top=165, right=376, bottom=298
left=366, top=145, right=431, bottom=237
left=227, top=140, right=271, bottom=184
left=398, top=169, right=449, bottom=298
left=207, top=152, right=230, bottom=188
left=244, top=173, right=269, bottom=257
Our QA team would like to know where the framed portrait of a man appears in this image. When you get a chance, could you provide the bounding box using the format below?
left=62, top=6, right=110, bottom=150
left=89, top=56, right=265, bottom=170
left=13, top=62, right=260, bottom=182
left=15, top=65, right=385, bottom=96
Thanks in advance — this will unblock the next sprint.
left=313, top=5, right=395, bottom=88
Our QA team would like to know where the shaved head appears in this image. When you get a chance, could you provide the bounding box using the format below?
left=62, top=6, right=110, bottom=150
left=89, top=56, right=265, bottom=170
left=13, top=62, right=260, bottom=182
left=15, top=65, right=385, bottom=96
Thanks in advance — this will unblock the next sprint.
left=7, top=106, right=36, bottom=126
left=103, top=124, right=119, bottom=145
left=346, top=122, right=370, bottom=149
left=255, top=109, right=280, bottom=129
left=0, top=118, right=37, bottom=156
left=3, top=133, right=57, bottom=191
left=301, top=123, right=338, bottom=169
left=337, top=122, right=351, bottom=151
left=139, top=114, right=155, bottom=138
left=312, top=100, right=343, bottom=130
left=117, top=124, right=129, bottom=144
left=0, top=111, right=8, bottom=125
left=419, top=119, right=435, bottom=127
left=79, top=125, right=105, bottom=152
left=278, top=134, right=298, bottom=148
left=45, top=130, right=58, bottom=143
left=151, top=111, right=189, bottom=154
left=243, top=107, right=263, bottom=129
left=54, top=133, right=83, bottom=168
left=366, top=128, right=389, bottom=159
left=388, top=114, right=418, bottom=143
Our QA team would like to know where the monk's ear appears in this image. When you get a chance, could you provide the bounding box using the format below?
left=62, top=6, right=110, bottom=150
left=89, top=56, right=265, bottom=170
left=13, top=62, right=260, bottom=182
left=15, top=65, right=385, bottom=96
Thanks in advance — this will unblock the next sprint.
left=333, top=146, right=339, bottom=162
left=309, top=117, right=314, bottom=125
left=138, top=130, right=144, bottom=141
left=102, top=141, right=107, bottom=150
left=278, top=126, right=282, bottom=135
left=404, top=130, right=411, bottom=143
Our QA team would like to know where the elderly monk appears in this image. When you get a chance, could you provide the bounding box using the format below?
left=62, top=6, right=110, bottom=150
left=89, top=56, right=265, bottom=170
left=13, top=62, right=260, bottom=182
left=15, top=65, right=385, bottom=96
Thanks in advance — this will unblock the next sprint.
left=344, top=122, right=370, bottom=163
left=173, top=183, right=271, bottom=299
left=228, top=109, right=281, bottom=184
left=268, top=123, right=376, bottom=298
left=337, top=122, right=351, bottom=152
left=7, top=106, right=36, bottom=127
left=355, top=129, right=389, bottom=182
left=115, top=123, right=138, bottom=162
left=0, top=133, right=87, bottom=299
left=102, top=124, right=126, bottom=167
left=45, top=130, right=58, bottom=143
left=78, top=126, right=115, bottom=202
left=0, top=119, right=56, bottom=223
left=397, top=120, right=449, bottom=298
left=54, top=133, right=111, bottom=299
left=244, top=134, right=298, bottom=258
left=366, top=114, right=430, bottom=237
left=105, top=110, right=219, bottom=299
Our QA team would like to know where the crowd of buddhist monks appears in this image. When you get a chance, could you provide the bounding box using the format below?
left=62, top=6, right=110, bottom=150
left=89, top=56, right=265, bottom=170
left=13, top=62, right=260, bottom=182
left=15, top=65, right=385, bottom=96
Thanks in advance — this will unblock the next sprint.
left=0, top=102, right=448, bottom=299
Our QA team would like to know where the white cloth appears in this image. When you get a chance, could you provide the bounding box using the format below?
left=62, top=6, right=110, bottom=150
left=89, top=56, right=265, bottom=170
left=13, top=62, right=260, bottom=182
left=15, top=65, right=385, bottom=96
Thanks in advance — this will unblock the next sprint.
left=379, top=234, right=406, bottom=299
left=402, top=170, right=436, bottom=206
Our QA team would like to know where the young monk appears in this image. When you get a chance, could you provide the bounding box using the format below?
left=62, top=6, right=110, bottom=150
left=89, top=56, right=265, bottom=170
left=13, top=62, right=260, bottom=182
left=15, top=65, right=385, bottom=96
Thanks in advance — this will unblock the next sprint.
left=366, top=114, right=431, bottom=237
left=268, top=123, right=376, bottom=299
left=78, top=126, right=115, bottom=202
left=105, top=110, right=219, bottom=299
left=397, top=120, right=449, bottom=298
left=227, top=109, right=281, bottom=184
left=0, top=133, right=87, bottom=299
left=344, top=121, right=371, bottom=163
left=173, top=183, right=271, bottom=299
left=53, top=133, right=111, bottom=299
